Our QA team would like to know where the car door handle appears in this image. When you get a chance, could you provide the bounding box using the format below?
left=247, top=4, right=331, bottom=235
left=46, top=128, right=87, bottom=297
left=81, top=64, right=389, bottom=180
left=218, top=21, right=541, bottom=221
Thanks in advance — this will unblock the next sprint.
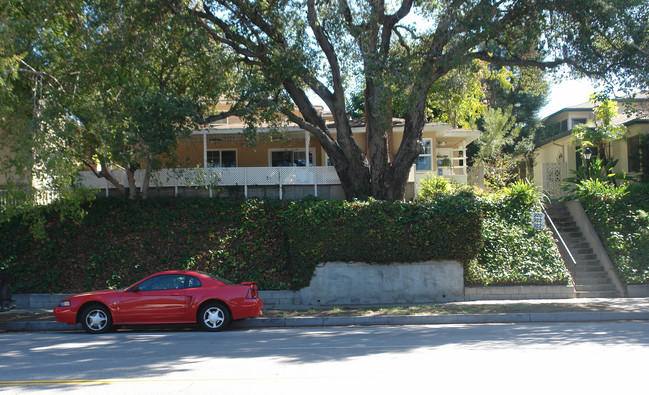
left=171, top=292, right=180, bottom=296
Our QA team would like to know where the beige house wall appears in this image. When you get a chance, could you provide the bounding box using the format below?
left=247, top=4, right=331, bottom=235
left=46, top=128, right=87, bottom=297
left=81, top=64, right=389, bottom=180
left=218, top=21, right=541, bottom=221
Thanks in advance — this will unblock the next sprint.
left=176, top=132, right=329, bottom=167
left=535, top=109, right=649, bottom=193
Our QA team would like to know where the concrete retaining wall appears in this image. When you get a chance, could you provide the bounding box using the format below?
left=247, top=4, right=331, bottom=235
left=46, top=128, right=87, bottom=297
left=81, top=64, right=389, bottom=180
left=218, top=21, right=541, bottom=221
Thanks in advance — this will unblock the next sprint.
left=627, top=285, right=649, bottom=297
left=13, top=293, right=72, bottom=309
left=299, top=261, right=465, bottom=305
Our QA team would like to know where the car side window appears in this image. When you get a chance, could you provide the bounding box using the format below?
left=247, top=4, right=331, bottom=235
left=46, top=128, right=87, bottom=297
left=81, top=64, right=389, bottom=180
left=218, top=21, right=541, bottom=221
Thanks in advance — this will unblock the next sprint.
left=186, top=276, right=201, bottom=289
left=137, top=275, right=186, bottom=291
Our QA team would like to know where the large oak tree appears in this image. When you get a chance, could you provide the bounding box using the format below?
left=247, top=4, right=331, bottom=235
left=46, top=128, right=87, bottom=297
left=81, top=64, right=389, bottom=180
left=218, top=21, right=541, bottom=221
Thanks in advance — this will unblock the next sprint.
left=181, top=0, right=647, bottom=200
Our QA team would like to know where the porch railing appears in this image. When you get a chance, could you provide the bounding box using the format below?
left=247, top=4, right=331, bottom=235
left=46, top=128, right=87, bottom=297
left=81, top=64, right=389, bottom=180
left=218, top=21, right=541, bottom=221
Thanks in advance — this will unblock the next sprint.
left=0, top=189, right=56, bottom=207
left=79, top=167, right=346, bottom=199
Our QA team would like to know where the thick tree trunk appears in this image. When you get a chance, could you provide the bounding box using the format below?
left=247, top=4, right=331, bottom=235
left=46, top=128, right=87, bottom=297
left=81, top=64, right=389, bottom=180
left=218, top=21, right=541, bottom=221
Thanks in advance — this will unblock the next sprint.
left=98, top=168, right=126, bottom=196
left=141, top=154, right=152, bottom=200
left=126, top=167, right=138, bottom=200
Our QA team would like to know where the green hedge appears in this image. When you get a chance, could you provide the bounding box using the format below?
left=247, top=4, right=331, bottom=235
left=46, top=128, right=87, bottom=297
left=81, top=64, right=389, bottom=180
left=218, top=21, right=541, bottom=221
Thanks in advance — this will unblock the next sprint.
left=284, top=196, right=484, bottom=289
left=464, top=192, right=571, bottom=286
left=0, top=191, right=571, bottom=293
left=576, top=182, right=649, bottom=284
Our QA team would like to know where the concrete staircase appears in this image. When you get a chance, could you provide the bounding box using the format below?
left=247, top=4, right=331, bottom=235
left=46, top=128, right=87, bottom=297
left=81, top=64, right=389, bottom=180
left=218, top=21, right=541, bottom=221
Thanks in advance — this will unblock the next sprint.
left=546, top=203, right=621, bottom=298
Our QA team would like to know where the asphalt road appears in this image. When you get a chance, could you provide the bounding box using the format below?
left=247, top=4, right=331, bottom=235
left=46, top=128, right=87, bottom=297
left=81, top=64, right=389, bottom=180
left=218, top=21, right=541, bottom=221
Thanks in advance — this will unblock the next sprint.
left=1, top=322, right=648, bottom=394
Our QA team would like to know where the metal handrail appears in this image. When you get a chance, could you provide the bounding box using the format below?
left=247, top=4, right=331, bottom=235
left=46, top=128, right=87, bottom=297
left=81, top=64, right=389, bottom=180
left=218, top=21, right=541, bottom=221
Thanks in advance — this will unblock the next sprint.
left=542, top=205, right=578, bottom=281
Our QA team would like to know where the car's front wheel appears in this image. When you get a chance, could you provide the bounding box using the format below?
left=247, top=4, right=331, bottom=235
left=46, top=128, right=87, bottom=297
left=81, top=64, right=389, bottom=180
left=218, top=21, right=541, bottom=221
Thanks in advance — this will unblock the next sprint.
left=80, top=305, right=113, bottom=334
left=198, top=302, right=231, bottom=332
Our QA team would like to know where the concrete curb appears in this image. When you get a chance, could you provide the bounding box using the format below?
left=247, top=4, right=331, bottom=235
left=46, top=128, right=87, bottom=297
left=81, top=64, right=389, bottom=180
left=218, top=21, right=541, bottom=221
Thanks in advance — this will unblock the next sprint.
left=3, top=311, right=649, bottom=332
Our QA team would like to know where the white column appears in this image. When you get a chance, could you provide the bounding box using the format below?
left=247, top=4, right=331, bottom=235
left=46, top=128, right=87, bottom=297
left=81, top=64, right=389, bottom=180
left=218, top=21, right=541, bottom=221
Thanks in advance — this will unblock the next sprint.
left=203, top=133, right=207, bottom=168
left=305, top=131, right=310, bottom=166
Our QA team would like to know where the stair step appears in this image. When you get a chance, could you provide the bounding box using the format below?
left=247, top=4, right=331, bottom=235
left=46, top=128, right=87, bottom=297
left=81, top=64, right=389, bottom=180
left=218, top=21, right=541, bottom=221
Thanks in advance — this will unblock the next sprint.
left=572, top=252, right=597, bottom=265
left=576, top=291, right=620, bottom=298
left=548, top=204, right=621, bottom=299
left=564, top=242, right=590, bottom=249
left=575, top=276, right=613, bottom=285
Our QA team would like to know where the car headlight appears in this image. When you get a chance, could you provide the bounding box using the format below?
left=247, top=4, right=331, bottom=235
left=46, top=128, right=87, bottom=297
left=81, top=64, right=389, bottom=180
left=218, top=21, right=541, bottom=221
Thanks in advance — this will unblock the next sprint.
left=59, top=300, right=71, bottom=307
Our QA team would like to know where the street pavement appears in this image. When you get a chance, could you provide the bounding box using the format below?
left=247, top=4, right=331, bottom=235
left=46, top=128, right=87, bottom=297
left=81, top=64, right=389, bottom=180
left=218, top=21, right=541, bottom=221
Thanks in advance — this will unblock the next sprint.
left=1, top=297, right=649, bottom=332
left=1, top=322, right=648, bottom=394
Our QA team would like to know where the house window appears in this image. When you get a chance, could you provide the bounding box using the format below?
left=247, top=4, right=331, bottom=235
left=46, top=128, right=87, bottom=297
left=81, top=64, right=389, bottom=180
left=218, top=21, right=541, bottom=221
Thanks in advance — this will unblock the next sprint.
left=415, top=139, right=432, bottom=171
left=572, top=118, right=588, bottom=129
left=270, top=149, right=314, bottom=167
left=561, top=119, right=569, bottom=132
left=207, top=150, right=237, bottom=167
left=628, top=135, right=641, bottom=173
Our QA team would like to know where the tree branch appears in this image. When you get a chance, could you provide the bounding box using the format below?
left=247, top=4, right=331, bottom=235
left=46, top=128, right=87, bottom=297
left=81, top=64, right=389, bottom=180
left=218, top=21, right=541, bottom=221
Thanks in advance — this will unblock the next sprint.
left=379, top=0, right=413, bottom=55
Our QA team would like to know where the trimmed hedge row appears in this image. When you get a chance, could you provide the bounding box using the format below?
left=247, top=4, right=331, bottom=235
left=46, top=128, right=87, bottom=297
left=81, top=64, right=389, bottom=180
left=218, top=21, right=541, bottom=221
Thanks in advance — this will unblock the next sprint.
left=284, top=196, right=484, bottom=289
left=0, top=193, right=570, bottom=293
left=576, top=182, right=649, bottom=284
left=465, top=196, right=571, bottom=286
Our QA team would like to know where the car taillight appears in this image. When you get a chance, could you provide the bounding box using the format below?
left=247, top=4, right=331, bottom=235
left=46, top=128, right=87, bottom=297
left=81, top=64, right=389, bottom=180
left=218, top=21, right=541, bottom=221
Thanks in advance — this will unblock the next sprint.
left=246, top=285, right=258, bottom=299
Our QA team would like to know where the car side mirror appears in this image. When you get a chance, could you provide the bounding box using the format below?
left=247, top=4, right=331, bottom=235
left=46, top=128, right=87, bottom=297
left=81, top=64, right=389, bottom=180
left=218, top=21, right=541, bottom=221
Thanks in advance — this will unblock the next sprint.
left=130, top=286, right=140, bottom=293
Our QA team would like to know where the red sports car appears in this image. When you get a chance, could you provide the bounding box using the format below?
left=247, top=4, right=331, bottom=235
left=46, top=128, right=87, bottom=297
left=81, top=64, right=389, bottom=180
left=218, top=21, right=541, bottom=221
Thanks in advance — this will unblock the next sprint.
left=54, top=270, right=263, bottom=334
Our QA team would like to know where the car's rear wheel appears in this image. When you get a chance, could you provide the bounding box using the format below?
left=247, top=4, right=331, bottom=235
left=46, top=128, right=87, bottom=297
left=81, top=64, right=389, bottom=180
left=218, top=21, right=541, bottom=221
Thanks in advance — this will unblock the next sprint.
left=198, top=302, right=231, bottom=332
left=80, top=305, right=113, bottom=334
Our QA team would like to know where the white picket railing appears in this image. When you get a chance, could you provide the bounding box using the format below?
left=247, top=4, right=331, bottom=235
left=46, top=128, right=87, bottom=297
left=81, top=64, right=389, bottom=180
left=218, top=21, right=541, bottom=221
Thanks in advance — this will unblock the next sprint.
left=0, top=189, right=56, bottom=207
left=78, top=166, right=345, bottom=199
left=0, top=189, right=12, bottom=207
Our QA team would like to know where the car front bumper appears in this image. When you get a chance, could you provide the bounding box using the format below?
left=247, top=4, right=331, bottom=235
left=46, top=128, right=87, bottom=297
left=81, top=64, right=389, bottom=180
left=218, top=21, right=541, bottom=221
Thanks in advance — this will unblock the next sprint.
left=53, top=307, right=78, bottom=325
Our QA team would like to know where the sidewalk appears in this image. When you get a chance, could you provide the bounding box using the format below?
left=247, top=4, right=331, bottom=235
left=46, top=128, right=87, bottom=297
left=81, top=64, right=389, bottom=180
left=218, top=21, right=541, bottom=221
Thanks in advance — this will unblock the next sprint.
left=1, top=297, right=648, bottom=332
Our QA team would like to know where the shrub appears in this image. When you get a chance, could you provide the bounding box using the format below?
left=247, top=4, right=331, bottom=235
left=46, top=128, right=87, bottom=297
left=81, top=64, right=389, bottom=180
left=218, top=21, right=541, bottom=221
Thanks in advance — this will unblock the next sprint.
left=464, top=195, right=570, bottom=286
left=577, top=182, right=649, bottom=283
left=284, top=197, right=484, bottom=289
left=417, top=174, right=455, bottom=199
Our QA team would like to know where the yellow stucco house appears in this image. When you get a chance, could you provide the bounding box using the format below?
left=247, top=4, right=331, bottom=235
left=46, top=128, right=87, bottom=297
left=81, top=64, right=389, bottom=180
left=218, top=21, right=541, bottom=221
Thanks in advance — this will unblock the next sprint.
left=80, top=103, right=482, bottom=200
left=533, top=98, right=648, bottom=198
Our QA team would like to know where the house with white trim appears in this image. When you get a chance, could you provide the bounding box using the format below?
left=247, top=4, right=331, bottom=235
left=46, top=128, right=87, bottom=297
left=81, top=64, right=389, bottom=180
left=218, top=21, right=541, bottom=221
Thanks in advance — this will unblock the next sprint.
left=79, top=105, right=482, bottom=200
left=533, top=98, right=648, bottom=198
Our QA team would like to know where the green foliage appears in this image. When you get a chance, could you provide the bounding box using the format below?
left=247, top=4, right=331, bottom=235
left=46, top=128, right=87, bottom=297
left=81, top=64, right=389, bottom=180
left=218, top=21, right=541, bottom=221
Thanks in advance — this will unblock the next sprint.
left=569, top=96, right=627, bottom=168
left=572, top=179, right=629, bottom=204
left=417, top=178, right=568, bottom=286
left=1, top=196, right=487, bottom=293
left=426, top=61, right=488, bottom=129
left=577, top=182, right=649, bottom=284
left=416, top=174, right=475, bottom=200
left=639, top=134, right=649, bottom=183
left=474, top=106, right=521, bottom=165
left=562, top=157, right=627, bottom=192
left=483, top=154, right=520, bottom=189
left=1, top=192, right=573, bottom=292
left=501, top=179, right=546, bottom=214
left=465, top=191, right=570, bottom=286
left=283, top=197, right=484, bottom=289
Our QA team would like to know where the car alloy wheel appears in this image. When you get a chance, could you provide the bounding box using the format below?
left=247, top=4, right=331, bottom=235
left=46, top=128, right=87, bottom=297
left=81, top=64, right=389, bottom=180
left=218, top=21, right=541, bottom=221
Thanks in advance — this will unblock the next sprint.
left=80, top=305, right=113, bottom=334
left=198, top=302, right=231, bottom=331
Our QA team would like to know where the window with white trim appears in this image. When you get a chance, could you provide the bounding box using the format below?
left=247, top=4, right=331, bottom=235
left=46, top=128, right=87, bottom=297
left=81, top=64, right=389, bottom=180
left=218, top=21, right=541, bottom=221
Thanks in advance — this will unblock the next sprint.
left=415, top=139, right=433, bottom=171
left=270, top=149, right=314, bottom=167
left=207, top=150, right=237, bottom=167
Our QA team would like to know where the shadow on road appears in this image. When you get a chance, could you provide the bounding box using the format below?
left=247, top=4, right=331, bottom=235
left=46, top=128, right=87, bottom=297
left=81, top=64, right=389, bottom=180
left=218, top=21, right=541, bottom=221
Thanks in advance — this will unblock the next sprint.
left=2, top=321, right=648, bottom=388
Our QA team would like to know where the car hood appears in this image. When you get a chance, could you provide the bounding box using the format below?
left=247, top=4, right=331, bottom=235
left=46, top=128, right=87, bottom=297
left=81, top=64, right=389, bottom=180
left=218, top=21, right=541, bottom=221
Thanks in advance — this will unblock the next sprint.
left=71, top=289, right=119, bottom=298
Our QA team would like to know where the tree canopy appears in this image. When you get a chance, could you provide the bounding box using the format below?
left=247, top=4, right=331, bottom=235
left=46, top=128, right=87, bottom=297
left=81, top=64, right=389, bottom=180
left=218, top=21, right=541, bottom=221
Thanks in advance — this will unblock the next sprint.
left=570, top=95, right=627, bottom=169
left=180, top=0, right=647, bottom=200
left=2, top=0, right=648, bottom=202
left=1, top=0, right=231, bottom=202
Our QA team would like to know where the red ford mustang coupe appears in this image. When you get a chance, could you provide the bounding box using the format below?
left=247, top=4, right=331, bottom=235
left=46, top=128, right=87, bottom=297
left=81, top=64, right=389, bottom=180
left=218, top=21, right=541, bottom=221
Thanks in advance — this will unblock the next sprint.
left=54, top=270, right=263, bottom=334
